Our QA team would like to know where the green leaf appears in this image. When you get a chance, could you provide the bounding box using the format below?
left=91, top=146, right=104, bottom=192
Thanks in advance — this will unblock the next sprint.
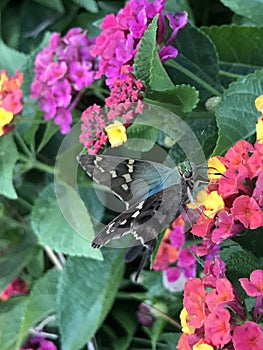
left=134, top=16, right=159, bottom=88
left=112, top=305, right=137, bottom=350
left=32, top=0, right=64, bottom=13
left=0, top=297, right=27, bottom=350
left=26, top=249, right=44, bottom=278
left=202, top=26, right=263, bottom=66
left=31, top=183, right=102, bottom=259
left=165, top=23, right=222, bottom=100
left=37, top=121, right=60, bottom=152
left=58, top=249, right=125, bottom=350
left=134, top=15, right=174, bottom=90
left=17, top=268, right=59, bottom=347
left=72, top=0, right=98, bottom=12
left=220, top=245, right=261, bottom=297
left=147, top=85, right=199, bottom=113
left=0, top=133, right=18, bottom=199
left=0, top=39, right=28, bottom=75
left=160, top=332, right=182, bottom=349
left=126, top=124, right=158, bottom=152
left=213, top=69, right=263, bottom=155
left=219, top=0, right=263, bottom=25
left=0, top=229, right=38, bottom=292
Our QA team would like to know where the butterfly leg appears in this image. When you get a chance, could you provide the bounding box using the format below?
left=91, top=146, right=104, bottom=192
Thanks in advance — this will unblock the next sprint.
left=134, top=239, right=157, bottom=282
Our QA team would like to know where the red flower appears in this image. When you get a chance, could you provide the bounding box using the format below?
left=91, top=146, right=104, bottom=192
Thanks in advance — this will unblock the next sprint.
left=224, top=140, right=254, bottom=169
left=191, top=214, right=214, bottom=238
left=240, top=270, right=263, bottom=297
left=231, top=195, right=263, bottom=229
left=232, top=321, right=263, bottom=350
left=184, top=278, right=206, bottom=328
left=206, top=278, right=234, bottom=312
left=204, top=307, right=231, bottom=348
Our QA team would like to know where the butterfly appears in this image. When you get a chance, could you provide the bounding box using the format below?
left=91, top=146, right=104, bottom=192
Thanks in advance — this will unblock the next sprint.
left=77, top=154, right=196, bottom=277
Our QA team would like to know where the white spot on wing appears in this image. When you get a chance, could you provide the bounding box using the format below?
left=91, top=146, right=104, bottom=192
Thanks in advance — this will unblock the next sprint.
left=121, top=184, right=129, bottom=191
left=132, top=210, right=140, bottom=218
left=136, top=201, right=145, bottom=209
left=110, top=170, right=118, bottom=178
left=123, top=173, right=132, bottom=182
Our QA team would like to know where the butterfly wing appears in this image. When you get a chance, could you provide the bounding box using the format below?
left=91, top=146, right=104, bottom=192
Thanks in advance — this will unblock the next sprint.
left=91, top=184, right=185, bottom=248
left=77, top=154, right=180, bottom=208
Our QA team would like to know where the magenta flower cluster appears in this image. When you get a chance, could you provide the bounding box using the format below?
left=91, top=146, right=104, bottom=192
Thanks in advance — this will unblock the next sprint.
left=80, top=73, right=144, bottom=153
left=31, top=28, right=98, bottom=134
left=91, top=0, right=188, bottom=86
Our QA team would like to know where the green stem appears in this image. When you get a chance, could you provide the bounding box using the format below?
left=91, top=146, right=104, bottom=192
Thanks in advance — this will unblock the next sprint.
left=219, top=70, right=244, bottom=79
left=19, top=154, right=55, bottom=175
left=165, top=60, right=223, bottom=96
left=14, top=132, right=33, bottom=157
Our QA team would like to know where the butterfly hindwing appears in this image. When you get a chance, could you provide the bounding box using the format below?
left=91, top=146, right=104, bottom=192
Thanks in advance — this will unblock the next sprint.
left=91, top=184, right=185, bottom=248
left=77, top=154, right=180, bottom=208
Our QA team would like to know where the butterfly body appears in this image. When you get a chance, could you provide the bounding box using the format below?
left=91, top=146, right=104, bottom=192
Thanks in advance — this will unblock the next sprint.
left=77, top=154, right=195, bottom=249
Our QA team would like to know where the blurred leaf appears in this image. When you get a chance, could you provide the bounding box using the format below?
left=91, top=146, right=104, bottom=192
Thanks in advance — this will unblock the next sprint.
left=148, top=85, right=199, bottom=113
left=202, top=26, right=263, bottom=66
left=17, top=268, right=59, bottom=347
left=219, top=0, right=263, bottom=25
left=126, top=124, right=158, bottom=152
left=0, top=39, right=28, bottom=75
left=112, top=305, right=137, bottom=350
left=166, top=23, right=222, bottom=100
left=0, top=297, right=27, bottom=350
left=31, top=183, right=102, bottom=259
left=32, top=0, right=64, bottom=13
left=72, top=0, right=98, bottom=12
left=26, top=249, right=44, bottom=278
left=37, top=122, right=59, bottom=152
left=58, top=249, right=125, bottom=350
left=0, top=229, right=38, bottom=292
left=213, top=69, right=263, bottom=155
left=0, top=133, right=18, bottom=199
left=219, top=62, right=258, bottom=88
left=160, top=332, right=182, bottom=349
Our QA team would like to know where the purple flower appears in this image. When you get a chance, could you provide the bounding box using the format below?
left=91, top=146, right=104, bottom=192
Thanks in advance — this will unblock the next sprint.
left=20, top=337, right=57, bottom=350
left=31, top=27, right=98, bottom=134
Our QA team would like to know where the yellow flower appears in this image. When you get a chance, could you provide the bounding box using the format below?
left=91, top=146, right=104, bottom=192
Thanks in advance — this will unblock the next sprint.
left=256, top=116, right=263, bottom=144
left=203, top=191, right=224, bottom=218
left=207, top=157, right=226, bottom=181
left=187, top=188, right=208, bottom=209
left=180, top=308, right=195, bottom=335
left=255, top=95, right=263, bottom=113
left=193, top=339, right=214, bottom=350
left=0, top=108, right=13, bottom=136
left=105, top=120, right=127, bottom=148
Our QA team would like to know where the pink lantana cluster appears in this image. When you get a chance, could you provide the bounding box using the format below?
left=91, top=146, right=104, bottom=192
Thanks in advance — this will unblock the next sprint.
left=31, top=28, right=98, bottom=134
left=178, top=261, right=263, bottom=350
left=0, top=277, right=28, bottom=301
left=20, top=337, right=57, bottom=350
left=79, top=72, right=144, bottom=153
left=191, top=137, right=263, bottom=257
left=153, top=215, right=197, bottom=292
left=91, top=0, right=188, bottom=85
left=0, top=69, right=23, bottom=136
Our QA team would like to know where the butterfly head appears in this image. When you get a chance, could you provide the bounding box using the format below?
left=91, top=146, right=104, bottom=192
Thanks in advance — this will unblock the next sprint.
left=178, top=160, right=196, bottom=181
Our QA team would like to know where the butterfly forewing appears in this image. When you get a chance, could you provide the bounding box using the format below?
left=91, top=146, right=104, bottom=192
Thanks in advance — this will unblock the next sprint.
left=77, top=154, right=180, bottom=208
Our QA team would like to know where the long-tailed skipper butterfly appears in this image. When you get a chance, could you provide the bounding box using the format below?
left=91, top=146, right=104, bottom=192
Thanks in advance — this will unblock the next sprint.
left=77, top=154, right=196, bottom=278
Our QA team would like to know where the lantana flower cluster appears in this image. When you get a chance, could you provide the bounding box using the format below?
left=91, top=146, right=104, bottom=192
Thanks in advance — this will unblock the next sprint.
left=0, top=69, right=23, bottom=136
left=79, top=72, right=144, bottom=153
left=153, top=214, right=198, bottom=292
left=91, top=0, right=188, bottom=86
left=191, top=124, right=263, bottom=256
left=178, top=261, right=263, bottom=350
left=31, top=28, right=98, bottom=134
